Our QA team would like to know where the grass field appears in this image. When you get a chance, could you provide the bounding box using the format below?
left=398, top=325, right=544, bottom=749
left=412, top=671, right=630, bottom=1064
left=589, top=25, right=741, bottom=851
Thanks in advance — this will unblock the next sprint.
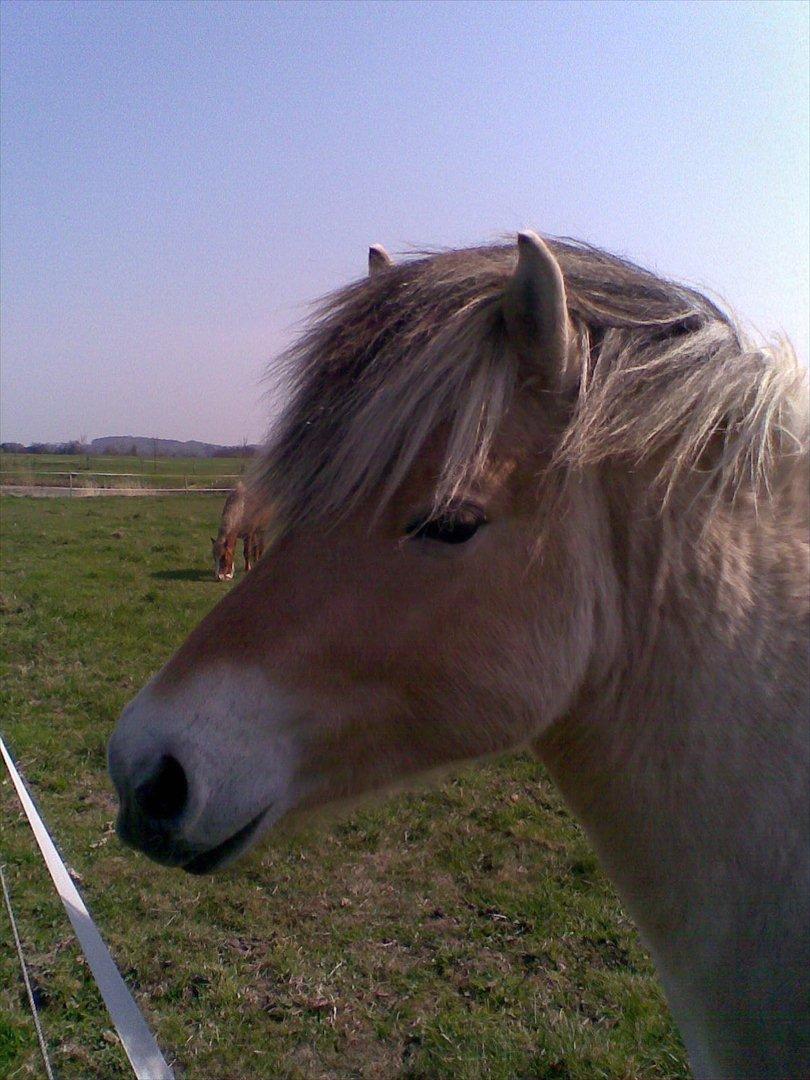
left=0, top=495, right=688, bottom=1079
left=0, top=453, right=251, bottom=490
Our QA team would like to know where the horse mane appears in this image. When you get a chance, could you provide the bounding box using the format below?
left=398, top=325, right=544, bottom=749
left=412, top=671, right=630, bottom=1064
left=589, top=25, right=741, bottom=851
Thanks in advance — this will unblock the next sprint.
left=255, top=239, right=808, bottom=527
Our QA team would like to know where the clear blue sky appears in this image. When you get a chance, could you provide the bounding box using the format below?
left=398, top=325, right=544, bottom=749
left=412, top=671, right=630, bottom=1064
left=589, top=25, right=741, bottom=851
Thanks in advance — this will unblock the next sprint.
left=1, top=0, right=807, bottom=445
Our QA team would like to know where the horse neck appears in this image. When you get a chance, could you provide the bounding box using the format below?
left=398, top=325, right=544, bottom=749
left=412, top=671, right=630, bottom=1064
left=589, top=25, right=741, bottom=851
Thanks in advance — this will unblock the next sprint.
left=219, top=486, right=247, bottom=535
left=536, top=474, right=810, bottom=1078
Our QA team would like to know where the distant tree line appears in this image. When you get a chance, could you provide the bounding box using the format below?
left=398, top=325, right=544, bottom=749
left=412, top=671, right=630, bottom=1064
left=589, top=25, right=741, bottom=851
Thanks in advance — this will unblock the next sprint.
left=0, top=441, right=90, bottom=455
left=0, top=441, right=257, bottom=458
left=214, top=445, right=256, bottom=458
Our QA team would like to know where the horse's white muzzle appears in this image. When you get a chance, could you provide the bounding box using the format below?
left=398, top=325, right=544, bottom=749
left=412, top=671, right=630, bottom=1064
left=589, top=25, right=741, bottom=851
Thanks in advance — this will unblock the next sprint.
left=107, top=666, right=298, bottom=873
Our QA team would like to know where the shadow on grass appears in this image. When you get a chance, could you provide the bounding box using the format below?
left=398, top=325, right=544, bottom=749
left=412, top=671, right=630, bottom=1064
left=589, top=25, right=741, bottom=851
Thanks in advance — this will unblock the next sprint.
left=151, top=568, right=213, bottom=582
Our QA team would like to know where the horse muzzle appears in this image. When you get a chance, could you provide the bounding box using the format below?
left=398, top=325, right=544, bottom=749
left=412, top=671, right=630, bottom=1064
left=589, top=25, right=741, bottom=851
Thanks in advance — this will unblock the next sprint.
left=107, top=668, right=298, bottom=873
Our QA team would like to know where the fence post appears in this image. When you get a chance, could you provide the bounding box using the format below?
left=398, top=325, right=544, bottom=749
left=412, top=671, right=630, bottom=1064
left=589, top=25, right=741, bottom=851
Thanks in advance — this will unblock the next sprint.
left=69, top=472, right=73, bottom=497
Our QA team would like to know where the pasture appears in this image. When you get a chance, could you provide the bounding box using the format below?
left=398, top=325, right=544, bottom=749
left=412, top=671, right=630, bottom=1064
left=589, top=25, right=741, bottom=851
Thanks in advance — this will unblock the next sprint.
left=0, top=494, right=687, bottom=1078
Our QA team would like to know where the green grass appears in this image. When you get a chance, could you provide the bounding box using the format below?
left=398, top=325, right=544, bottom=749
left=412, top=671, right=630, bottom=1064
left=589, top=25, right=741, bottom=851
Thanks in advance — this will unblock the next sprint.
left=0, top=453, right=251, bottom=489
left=0, top=495, right=688, bottom=1079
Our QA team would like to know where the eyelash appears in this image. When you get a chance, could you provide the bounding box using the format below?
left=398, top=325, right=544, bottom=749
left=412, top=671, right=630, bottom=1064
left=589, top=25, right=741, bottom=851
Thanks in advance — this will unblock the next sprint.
left=406, top=506, right=487, bottom=545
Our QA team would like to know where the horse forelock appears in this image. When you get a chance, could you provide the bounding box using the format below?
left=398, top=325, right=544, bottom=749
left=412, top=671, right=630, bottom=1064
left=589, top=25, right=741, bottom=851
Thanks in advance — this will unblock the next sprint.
left=253, top=240, right=809, bottom=532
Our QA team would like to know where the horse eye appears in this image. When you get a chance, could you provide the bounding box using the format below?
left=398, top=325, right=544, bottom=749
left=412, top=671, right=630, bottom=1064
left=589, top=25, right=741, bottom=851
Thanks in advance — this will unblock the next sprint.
left=407, top=506, right=487, bottom=545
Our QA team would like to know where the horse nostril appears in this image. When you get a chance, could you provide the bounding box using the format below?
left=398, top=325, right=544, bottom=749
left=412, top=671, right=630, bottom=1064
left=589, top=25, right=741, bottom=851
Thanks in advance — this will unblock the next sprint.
left=134, top=755, right=189, bottom=823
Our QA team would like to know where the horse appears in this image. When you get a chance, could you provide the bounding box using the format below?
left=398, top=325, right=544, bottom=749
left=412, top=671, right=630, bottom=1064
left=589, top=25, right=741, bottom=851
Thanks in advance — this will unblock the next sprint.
left=211, top=480, right=269, bottom=581
left=109, top=233, right=809, bottom=1079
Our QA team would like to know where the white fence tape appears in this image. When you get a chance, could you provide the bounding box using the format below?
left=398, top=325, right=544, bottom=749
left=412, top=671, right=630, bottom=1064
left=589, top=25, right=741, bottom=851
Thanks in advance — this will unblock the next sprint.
left=1, top=735, right=175, bottom=1079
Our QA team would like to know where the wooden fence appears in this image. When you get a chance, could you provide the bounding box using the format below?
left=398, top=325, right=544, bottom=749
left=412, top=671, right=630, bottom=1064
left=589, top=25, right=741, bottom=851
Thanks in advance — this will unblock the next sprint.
left=0, top=470, right=240, bottom=496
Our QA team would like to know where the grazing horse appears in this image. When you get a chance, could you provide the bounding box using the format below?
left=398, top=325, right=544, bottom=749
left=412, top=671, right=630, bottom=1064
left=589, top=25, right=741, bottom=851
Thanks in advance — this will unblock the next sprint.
left=211, top=481, right=268, bottom=581
left=109, top=234, right=809, bottom=1079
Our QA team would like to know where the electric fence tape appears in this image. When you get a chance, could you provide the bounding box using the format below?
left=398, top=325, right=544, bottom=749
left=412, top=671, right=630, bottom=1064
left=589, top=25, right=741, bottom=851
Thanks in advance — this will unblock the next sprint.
left=1, top=734, right=175, bottom=1079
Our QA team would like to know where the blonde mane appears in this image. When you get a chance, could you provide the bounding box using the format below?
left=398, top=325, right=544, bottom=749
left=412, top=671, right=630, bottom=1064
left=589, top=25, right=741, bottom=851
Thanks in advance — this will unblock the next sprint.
left=256, top=240, right=808, bottom=526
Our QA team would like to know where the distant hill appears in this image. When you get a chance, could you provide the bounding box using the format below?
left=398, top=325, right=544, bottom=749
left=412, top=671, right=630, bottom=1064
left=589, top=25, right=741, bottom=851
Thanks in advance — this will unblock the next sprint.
left=89, top=436, right=256, bottom=458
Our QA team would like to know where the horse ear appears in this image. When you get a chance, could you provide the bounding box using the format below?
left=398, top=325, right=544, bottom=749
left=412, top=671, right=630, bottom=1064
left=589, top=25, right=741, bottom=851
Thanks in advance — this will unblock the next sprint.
left=368, top=244, right=393, bottom=277
left=502, top=231, right=577, bottom=393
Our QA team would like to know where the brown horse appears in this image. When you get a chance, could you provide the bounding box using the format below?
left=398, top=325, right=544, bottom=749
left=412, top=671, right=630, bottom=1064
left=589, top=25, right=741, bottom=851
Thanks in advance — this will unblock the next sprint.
left=109, top=234, right=809, bottom=1079
left=211, top=480, right=269, bottom=581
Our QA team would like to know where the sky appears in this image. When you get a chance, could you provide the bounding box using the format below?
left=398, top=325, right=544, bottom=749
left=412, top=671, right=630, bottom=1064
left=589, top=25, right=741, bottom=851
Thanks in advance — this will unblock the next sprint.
left=1, top=0, right=808, bottom=446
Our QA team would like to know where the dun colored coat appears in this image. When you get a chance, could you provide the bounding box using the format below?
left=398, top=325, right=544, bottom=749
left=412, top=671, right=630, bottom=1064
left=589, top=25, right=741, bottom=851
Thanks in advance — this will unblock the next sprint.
left=110, top=233, right=809, bottom=1079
